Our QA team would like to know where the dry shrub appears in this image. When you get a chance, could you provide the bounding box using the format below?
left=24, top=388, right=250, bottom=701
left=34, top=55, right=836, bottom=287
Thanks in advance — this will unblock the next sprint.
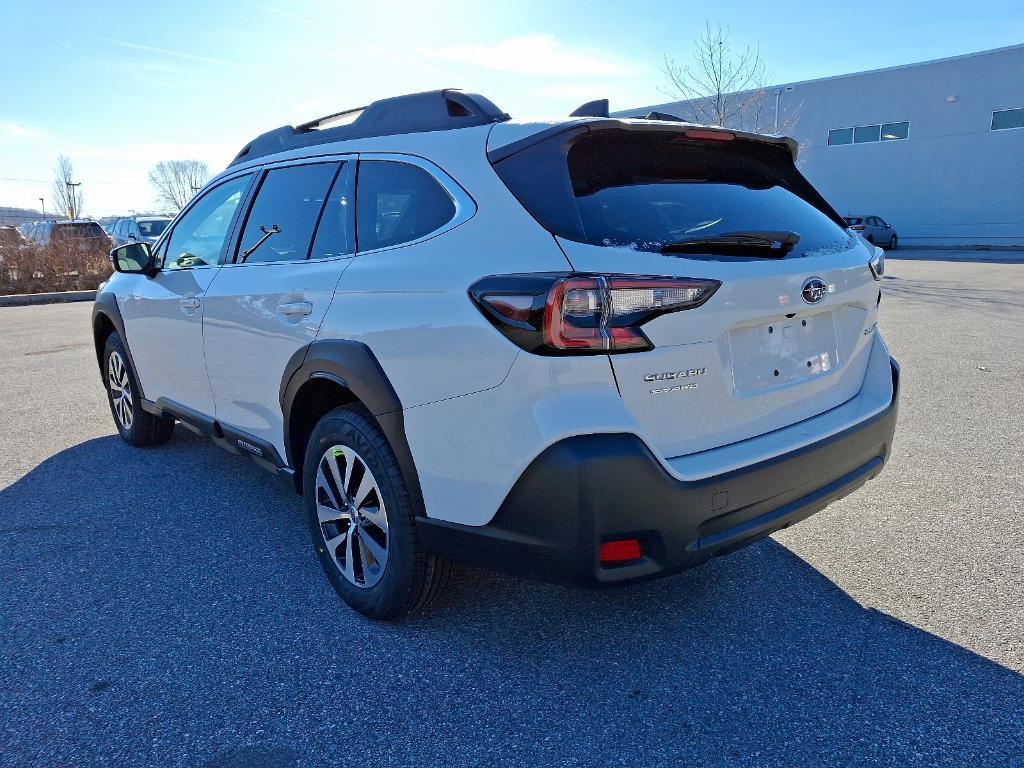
left=0, top=241, right=112, bottom=295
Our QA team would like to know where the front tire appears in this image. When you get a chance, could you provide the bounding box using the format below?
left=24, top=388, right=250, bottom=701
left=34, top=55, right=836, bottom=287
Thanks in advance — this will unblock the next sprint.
left=889, top=234, right=898, bottom=250
left=303, top=406, right=451, bottom=620
left=103, top=333, right=175, bottom=447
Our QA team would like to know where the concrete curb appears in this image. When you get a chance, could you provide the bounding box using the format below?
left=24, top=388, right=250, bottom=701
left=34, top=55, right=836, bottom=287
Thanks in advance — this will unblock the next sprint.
left=0, top=290, right=96, bottom=307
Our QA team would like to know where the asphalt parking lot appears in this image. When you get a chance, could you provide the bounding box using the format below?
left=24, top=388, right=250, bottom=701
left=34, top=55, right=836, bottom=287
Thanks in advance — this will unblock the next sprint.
left=1, top=254, right=1023, bottom=767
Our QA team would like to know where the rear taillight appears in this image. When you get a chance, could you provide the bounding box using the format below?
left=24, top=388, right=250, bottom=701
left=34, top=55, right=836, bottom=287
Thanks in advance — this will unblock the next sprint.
left=469, top=273, right=720, bottom=355
left=868, top=246, right=884, bottom=281
left=849, top=225, right=865, bottom=232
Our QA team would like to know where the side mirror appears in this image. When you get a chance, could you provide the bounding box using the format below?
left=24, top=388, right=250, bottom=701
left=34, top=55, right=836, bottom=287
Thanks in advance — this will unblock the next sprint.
left=110, top=242, right=157, bottom=276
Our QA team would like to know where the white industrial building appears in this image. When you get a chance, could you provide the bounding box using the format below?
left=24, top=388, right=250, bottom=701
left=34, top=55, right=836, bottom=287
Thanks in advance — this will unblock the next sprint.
left=618, top=44, right=1024, bottom=247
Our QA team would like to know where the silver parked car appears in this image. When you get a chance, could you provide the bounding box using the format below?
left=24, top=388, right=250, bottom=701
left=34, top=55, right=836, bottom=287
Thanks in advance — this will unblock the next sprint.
left=109, top=216, right=172, bottom=248
left=845, top=215, right=897, bottom=249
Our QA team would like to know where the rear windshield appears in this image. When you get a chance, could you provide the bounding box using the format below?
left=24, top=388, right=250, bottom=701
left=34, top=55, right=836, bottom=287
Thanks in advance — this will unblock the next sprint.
left=138, top=219, right=170, bottom=237
left=494, top=128, right=851, bottom=258
left=844, top=217, right=863, bottom=225
left=54, top=223, right=106, bottom=239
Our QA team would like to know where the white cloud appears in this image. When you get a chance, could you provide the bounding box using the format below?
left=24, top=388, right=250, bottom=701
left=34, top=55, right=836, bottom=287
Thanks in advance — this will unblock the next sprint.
left=0, top=120, right=39, bottom=141
left=421, top=35, right=638, bottom=78
left=92, top=36, right=238, bottom=68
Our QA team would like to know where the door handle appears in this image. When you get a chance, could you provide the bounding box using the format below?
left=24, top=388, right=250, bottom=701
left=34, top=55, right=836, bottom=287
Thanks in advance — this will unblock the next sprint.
left=277, top=301, right=313, bottom=318
left=180, top=297, right=201, bottom=309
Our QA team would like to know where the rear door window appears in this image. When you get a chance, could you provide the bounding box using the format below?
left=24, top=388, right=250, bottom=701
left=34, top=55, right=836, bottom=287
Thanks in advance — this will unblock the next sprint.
left=236, top=163, right=339, bottom=264
left=356, top=161, right=456, bottom=252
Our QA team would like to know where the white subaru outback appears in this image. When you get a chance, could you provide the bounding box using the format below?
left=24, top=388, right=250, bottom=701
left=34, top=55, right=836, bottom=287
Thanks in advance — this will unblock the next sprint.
left=94, top=89, right=898, bottom=619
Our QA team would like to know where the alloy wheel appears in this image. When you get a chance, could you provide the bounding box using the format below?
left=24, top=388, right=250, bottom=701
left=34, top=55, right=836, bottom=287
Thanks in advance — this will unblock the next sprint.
left=107, top=351, right=134, bottom=430
left=315, top=445, right=390, bottom=588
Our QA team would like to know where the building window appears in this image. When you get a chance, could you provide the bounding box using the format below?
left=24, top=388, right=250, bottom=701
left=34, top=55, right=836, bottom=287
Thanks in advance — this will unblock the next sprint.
left=854, top=124, right=881, bottom=143
left=881, top=121, right=909, bottom=140
left=827, top=127, right=853, bottom=145
left=992, top=108, right=1024, bottom=130
left=828, top=121, right=909, bottom=145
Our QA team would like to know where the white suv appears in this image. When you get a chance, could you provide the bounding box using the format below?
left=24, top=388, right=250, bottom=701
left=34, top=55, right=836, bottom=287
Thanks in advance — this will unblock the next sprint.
left=93, top=90, right=899, bottom=619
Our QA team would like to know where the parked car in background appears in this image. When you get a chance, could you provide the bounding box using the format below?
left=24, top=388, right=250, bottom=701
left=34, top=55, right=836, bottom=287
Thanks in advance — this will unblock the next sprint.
left=0, top=225, right=26, bottom=253
left=845, top=215, right=898, bottom=249
left=109, top=216, right=173, bottom=247
left=25, top=220, right=111, bottom=250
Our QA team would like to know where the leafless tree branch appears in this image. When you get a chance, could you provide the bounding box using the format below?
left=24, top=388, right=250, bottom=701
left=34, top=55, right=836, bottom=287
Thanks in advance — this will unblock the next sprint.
left=661, top=22, right=793, bottom=134
left=148, top=159, right=210, bottom=212
left=51, top=155, right=83, bottom=220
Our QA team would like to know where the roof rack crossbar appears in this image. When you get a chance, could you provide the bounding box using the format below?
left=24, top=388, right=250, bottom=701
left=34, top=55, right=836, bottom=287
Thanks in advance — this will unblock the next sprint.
left=229, top=89, right=509, bottom=167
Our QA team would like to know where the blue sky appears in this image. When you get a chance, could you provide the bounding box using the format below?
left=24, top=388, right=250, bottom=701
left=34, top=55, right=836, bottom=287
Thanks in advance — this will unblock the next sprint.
left=2, top=0, right=1022, bottom=215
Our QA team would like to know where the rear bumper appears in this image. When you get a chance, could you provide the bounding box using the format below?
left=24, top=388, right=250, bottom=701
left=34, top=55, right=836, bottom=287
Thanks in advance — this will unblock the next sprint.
left=417, top=357, right=900, bottom=586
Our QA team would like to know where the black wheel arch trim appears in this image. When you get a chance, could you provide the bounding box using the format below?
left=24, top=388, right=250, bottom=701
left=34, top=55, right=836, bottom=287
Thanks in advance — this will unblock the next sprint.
left=280, top=339, right=426, bottom=516
left=92, top=293, right=146, bottom=400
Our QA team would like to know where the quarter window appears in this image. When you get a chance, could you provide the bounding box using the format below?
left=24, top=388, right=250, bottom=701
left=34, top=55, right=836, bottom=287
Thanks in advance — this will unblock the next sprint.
left=992, top=108, right=1024, bottom=130
left=237, top=163, right=339, bottom=264
left=356, top=161, right=456, bottom=252
left=164, top=174, right=252, bottom=270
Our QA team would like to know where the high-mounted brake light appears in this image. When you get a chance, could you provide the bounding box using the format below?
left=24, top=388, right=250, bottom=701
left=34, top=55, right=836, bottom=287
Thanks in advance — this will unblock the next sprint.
left=469, top=273, right=720, bottom=355
left=681, top=129, right=735, bottom=141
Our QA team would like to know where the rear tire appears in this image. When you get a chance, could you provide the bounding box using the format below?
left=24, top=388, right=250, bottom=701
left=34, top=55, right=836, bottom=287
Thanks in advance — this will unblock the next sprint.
left=103, top=333, right=175, bottom=447
left=866, top=235, right=874, bottom=244
left=303, top=405, right=452, bottom=620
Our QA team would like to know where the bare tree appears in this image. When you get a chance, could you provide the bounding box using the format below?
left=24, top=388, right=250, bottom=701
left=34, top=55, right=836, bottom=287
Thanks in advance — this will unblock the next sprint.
left=51, top=155, right=83, bottom=220
left=662, top=22, right=792, bottom=134
left=148, top=159, right=210, bottom=212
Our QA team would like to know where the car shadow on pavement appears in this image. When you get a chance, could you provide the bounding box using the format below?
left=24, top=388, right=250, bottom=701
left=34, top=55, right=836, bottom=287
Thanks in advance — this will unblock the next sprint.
left=2, top=433, right=1023, bottom=767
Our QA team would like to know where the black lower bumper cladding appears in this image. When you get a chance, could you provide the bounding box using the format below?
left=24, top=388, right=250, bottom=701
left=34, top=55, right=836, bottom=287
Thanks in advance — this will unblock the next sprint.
left=417, top=359, right=900, bottom=587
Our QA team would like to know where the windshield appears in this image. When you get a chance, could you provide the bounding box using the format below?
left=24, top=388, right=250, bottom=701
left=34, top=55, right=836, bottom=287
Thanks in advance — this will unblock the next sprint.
left=138, top=219, right=170, bottom=237
left=566, top=132, right=851, bottom=256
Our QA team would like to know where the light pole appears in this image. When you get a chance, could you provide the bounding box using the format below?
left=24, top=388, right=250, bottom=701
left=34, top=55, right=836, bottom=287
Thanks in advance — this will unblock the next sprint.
left=39, top=197, right=45, bottom=217
left=65, top=181, right=81, bottom=219
left=774, top=86, right=794, bottom=133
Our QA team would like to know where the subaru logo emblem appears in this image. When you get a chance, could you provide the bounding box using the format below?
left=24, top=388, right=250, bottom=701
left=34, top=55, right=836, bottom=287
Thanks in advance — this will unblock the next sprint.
left=801, top=277, right=828, bottom=304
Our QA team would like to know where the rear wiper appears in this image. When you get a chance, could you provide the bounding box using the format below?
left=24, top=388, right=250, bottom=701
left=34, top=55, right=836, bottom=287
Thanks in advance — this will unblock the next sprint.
left=660, top=230, right=800, bottom=257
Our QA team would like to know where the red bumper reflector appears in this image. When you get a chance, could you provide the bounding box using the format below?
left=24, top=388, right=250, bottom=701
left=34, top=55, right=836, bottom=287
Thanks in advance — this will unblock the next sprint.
left=599, top=539, right=643, bottom=564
